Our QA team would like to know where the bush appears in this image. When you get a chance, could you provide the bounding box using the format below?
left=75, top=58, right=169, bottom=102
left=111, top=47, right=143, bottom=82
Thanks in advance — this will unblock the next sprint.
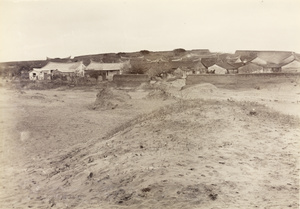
left=126, top=62, right=146, bottom=74
left=140, top=50, right=150, bottom=55
left=173, top=48, right=186, bottom=56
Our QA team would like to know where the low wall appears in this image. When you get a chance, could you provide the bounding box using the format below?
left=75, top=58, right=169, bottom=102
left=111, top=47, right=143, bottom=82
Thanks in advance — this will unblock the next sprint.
left=186, top=73, right=300, bottom=88
left=113, top=74, right=150, bottom=87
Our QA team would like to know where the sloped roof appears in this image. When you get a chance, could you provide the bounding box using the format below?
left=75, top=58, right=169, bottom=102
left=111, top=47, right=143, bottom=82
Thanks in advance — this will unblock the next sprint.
left=201, top=58, right=217, bottom=68
left=215, top=61, right=243, bottom=70
left=251, top=57, right=268, bottom=65
left=42, top=61, right=85, bottom=73
left=216, top=62, right=234, bottom=70
left=208, top=64, right=226, bottom=70
left=228, top=62, right=244, bottom=68
left=238, top=63, right=263, bottom=73
left=86, top=61, right=124, bottom=71
left=194, top=61, right=206, bottom=68
left=256, top=51, right=292, bottom=64
left=282, top=59, right=300, bottom=68
left=235, top=50, right=293, bottom=64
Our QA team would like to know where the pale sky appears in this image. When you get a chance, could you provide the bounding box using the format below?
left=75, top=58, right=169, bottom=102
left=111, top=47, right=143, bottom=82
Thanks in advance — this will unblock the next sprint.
left=0, top=0, right=299, bottom=62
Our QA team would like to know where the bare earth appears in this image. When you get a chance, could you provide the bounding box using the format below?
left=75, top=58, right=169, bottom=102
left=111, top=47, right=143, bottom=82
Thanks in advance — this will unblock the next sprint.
left=0, top=79, right=299, bottom=209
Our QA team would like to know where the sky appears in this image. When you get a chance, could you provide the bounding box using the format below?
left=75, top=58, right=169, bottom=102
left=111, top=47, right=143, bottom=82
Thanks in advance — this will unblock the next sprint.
left=0, top=0, right=299, bottom=62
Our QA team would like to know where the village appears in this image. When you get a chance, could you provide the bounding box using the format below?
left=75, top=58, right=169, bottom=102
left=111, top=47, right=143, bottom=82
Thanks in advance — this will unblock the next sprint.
left=1, top=49, right=300, bottom=86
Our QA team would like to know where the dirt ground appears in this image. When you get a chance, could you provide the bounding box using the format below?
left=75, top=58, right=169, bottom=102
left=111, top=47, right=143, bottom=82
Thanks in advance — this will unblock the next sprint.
left=0, top=79, right=299, bottom=209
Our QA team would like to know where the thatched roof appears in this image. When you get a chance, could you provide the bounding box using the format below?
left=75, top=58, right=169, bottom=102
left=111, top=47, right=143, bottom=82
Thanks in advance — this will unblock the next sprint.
left=86, top=61, right=128, bottom=71
left=41, top=61, right=85, bottom=73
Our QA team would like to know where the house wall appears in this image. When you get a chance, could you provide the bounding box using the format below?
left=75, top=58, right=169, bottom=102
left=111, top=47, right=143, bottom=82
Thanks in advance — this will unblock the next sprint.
left=186, top=73, right=300, bottom=88
left=208, top=65, right=227, bottom=74
left=29, top=71, right=45, bottom=80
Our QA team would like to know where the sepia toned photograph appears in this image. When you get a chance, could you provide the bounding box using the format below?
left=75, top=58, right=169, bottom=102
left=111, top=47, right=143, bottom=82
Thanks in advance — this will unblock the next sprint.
left=0, top=0, right=299, bottom=208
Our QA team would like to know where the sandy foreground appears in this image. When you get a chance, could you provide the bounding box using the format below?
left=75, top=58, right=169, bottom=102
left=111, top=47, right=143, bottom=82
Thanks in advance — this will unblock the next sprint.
left=0, top=80, right=299, bottom=209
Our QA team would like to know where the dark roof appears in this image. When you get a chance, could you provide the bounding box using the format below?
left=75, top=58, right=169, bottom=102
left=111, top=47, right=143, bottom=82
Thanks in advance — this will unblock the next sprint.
left=228, top=62, right=244, bottom=68
left=216, top=62, right=236, bottom=70
left=201, top=58, right=217, bottom=68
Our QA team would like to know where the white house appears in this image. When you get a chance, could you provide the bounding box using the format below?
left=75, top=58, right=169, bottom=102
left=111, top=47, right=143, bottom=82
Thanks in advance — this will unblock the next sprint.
left=29, top=61, right=86, bottom=80
left=29, top=68, right=53, bottom=80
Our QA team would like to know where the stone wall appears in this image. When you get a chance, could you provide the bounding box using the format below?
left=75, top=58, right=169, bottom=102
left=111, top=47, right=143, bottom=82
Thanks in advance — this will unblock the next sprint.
left=186, top=73, right=300, bottom=88
left=113, top=74, right=150, bottom=87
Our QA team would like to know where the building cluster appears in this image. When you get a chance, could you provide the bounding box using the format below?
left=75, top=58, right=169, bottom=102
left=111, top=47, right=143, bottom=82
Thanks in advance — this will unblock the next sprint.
left=167, top=50, right=300, bottom=75
left=28, top=50, right=300, bottom=81
left=29, top=57, right=129, bottom=81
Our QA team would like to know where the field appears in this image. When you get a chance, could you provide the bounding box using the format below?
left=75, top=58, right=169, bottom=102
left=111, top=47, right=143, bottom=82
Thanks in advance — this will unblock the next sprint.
left=0, top=78, right=299, bottom=209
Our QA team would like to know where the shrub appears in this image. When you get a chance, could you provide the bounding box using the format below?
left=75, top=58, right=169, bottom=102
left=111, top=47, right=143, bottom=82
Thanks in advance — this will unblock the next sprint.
left=173, top=48, right=186, bottom=56
left=140, top=50, right=150, bottom=55
left=125, top=62, right=147, bottom=74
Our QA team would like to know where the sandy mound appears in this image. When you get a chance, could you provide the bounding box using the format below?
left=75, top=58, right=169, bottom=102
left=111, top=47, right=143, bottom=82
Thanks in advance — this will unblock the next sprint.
left=180, top=83, right=218, bottom=99
left=42, top=100, right=298, bottom=208
left=145, top=89, right=173, bottom=100
left=93, top=88, right=131, bottom=109
left=135, top=82, right=153, bottom=91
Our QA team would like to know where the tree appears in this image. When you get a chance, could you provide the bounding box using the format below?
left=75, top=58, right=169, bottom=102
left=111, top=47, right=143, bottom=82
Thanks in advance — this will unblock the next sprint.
left=127, top=62, right=146, bottom=74
left=140, top=50, right=150, bottom=55
left=173, top=48, right=186, bottom=56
